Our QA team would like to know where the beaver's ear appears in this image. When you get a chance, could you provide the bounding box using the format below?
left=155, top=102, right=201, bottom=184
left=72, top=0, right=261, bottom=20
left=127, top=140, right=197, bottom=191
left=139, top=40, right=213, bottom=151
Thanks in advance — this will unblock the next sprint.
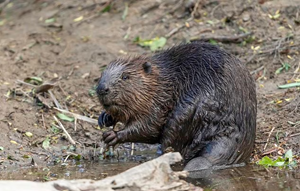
left=143, top=62, right=152, bottom=74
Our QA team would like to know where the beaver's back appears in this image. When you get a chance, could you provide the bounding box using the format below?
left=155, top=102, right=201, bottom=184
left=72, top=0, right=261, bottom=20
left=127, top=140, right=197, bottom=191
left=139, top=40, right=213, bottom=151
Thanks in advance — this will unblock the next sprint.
left=153, top=42, right=257, bottom=165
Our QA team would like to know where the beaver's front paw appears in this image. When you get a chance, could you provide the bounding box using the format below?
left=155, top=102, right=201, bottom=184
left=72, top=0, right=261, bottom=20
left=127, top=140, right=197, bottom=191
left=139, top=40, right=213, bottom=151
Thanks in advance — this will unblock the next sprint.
left=102, top=130, right=118, bottom=146
left=98, top=111, right=115, bottom=128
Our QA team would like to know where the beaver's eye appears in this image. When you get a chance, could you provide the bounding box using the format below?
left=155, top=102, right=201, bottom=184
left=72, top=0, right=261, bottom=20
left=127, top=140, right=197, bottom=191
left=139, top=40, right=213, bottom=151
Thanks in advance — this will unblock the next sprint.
left=122, top=74, right=129, bottom=81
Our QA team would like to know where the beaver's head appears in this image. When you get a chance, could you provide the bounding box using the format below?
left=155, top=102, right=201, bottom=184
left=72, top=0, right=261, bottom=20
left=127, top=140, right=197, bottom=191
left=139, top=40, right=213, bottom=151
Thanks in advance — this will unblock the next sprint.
left=97, top=56, right=159, bottom=123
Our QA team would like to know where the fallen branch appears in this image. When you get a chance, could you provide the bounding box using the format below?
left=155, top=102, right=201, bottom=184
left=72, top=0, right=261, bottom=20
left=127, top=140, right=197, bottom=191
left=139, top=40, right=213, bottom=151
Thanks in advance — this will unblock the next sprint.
left=191, top=32, right=253, bottom=43
left=54, top=107, right=98, bottom=125
left=53, top=115, right=76, bottom=145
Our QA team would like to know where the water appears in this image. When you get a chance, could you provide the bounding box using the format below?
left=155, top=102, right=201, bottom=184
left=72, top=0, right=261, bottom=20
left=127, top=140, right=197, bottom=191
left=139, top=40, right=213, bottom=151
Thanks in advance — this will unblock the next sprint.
left=0, top=155, right=299, bottom=191
left=186, top=165, right=300, bottom=191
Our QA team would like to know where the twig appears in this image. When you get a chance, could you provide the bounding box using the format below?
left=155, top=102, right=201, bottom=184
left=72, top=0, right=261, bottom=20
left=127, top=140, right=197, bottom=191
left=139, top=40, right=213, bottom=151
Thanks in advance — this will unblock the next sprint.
left=258, top=43, right=300, bottom=55
left=290, top=132, right=300, bottom=137
left=250, top=65, right=265, bottom=75
left=16, top=80, right=36, bottom=88
left=48, top=90, right=62, bottom=109
left=41, top=114, right=46, bottom=129
left=191, top=32, right=253, bottom=43
left=53, top=115, right=76, bottom=145
left=264, top=126, right=276, bottom=150
left=131, top=143, right=135, bottom=156
left=261, top=147, right=277, bottom=156
left=191, top=0, right=201, bottom=18
left=74, top=117, right=77, bottom=131
left=140, top=2, right=160, bottom=15
left=165, top=25, right=185, bottom=38
left=53, top=107, right=98, bottom=125
left=76, top=0, right=113, bottom=26
left=64, top=155, right=70, bottom=162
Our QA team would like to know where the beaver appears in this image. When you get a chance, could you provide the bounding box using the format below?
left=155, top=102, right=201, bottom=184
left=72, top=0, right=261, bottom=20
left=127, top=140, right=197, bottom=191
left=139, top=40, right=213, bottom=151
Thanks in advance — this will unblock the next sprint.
left=96, top=42, right=257, bottom=171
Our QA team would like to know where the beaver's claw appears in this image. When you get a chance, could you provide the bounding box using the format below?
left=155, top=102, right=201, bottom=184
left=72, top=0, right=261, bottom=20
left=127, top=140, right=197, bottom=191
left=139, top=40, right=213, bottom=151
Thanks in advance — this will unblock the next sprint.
left=103, top=130, right=118, bottom=146
left=98, top=111, right=114, bottom=128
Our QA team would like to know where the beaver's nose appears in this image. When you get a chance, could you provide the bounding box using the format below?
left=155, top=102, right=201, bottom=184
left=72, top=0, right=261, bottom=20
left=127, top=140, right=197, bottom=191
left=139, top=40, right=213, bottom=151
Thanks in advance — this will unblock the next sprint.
left=97, top=83, right=110, bottom=95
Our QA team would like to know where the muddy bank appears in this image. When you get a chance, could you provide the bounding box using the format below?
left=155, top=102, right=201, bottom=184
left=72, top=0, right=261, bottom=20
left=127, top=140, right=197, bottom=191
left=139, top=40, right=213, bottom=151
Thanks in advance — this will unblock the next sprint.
left=0, top=0, right=299, bottom=170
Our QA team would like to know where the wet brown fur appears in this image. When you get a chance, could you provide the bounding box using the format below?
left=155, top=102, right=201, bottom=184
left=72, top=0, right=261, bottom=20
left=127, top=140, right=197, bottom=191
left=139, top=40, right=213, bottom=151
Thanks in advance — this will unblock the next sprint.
left=97, top=42, right=257, bottom=170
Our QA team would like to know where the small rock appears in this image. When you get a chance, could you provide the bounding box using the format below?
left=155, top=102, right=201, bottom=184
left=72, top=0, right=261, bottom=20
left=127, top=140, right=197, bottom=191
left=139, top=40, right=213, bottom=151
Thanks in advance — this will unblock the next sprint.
left=243, top=14, right=250, bottom=22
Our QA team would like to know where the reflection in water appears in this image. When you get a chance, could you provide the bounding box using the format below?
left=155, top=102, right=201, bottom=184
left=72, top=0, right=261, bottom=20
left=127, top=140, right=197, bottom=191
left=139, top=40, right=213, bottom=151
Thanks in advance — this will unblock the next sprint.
left=186, top=165, right=300, bottom=191
left=0, top=153, right=156, bottom=181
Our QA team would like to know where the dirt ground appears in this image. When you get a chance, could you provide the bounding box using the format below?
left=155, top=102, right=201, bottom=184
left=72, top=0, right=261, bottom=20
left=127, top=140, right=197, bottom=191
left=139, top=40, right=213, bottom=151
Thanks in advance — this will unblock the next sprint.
left=0, top=0, right=300, bottom=170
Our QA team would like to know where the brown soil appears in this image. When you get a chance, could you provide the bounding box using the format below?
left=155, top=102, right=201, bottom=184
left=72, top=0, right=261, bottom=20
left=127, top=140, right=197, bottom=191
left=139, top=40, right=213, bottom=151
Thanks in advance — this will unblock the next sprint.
left=0, top=0, right=299, bottom=170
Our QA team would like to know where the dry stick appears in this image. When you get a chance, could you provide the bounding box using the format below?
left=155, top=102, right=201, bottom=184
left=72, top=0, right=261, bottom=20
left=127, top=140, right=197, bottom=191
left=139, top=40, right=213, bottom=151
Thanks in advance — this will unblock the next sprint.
left=41, top=114, right=46, bottom=129
left=76, top=0, right=113, bottom=26
left=53, top=115, right=76, bottom=145
left=191, top=0, right=201, bottom=18
left=48, top=90, right=62, bottom=109
left=16, top=80, right=36, bottom=88
left=131, top=143, right=135, bottom=156
left=64, top=155, right=70, bottom=163
left=74, top=117, right=77, bottom=131
left=250, top=65, right=265, bottom=75
left=53, top=107, right=98, bottom=125
left=191, top=32, right=253, bottom=42
left=264, top=126, right=276, bottom=150
left=258, top=43, right=300, bottom=55
left=165, top=25, right=185, bottom=38
left=290, top=132, right=300, bottom=137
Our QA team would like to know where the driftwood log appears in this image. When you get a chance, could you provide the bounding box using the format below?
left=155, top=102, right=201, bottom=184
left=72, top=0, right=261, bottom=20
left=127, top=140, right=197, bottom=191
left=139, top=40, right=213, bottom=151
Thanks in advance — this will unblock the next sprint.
left=0, top=152, right=202, bottom=191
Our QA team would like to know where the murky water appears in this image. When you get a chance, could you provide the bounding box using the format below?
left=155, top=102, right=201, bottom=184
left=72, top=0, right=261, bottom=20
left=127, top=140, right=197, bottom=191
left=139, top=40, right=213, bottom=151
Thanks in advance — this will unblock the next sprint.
left=0, top=153, right=155, bottom=181
left=0, top=154, right=299, bottom=191
left=186, top=165, right=300, bottom=191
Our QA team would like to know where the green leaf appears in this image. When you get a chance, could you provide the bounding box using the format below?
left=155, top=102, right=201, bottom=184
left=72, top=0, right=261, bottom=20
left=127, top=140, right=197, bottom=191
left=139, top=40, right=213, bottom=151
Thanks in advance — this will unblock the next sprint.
left=278, top=82, right=300, bottom=89
left=25, top=132, right=33, bottom=137
left=45, top=18, right=55, bottom=24
left=284, top=63, right=291, bottom=71
left=74, top=154, right=82, bottom=161
left=0, top=19, right=6, bottom=26
left=150, top=37, right=167, bottom=51
left=56, top=113, right=74, bottom=122
left=209, top=39, right=217, bottom=45
left=135, top=37, right=167, bottom=52
left=275, top=161, right=285, bottom=167
left=239, top=26, right=248, bottom=33
left=275, top=66, right=284, bottom=75
left=273, top=13, right=281, bottom=19
left=258, top=156, right=275, bottom=167
left=122, top=3, right=128, bottom=21
left=207, top=20, right=214, bottom=25
left=42, top=137, right=50, bottom=150
left=23, top=155, right=30, bottom=159
left=0, top=147, right=4, bottom=151
left=89, top=85, right=97, bottom=97
left=285, top=149, right=293, bottom=161
left=43, top=176, right=50, bottom=181
left=51, top=125, right=61, bottom=134
left=101, top=4, right=111, bottom=13
left=257, top=151, right=297, bottom=169
left=24, top=77, right=43, bottom=85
